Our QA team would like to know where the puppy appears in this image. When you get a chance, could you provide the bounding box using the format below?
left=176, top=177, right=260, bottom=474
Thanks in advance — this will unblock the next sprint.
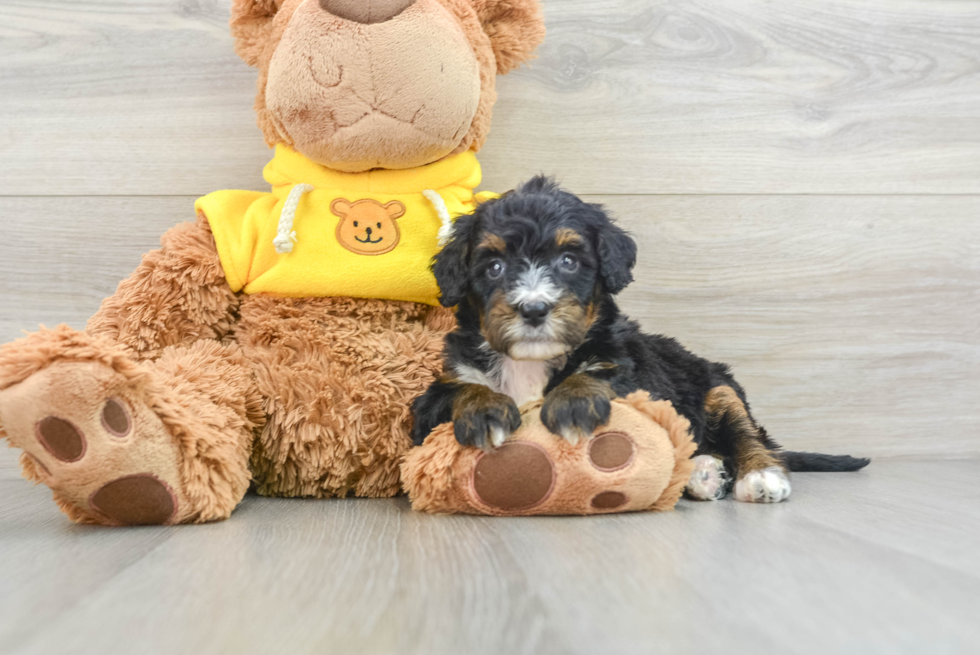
left=411, top=177, right=869, bottom=503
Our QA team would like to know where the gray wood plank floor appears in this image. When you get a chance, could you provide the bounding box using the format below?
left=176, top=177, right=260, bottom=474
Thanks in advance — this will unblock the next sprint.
left=1, top=458, right=978, bottom=654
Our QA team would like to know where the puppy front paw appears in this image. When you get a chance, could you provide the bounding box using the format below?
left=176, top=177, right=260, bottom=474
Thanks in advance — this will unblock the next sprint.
left=453, top=386, right=522, bottom=450
left=541, top=374, right=615, bottom=444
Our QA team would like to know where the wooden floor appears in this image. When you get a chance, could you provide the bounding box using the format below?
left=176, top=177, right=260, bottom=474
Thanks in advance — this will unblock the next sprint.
left=1, top=0, right=979, bottom=652
left=1, top=458, right=978, bottom=654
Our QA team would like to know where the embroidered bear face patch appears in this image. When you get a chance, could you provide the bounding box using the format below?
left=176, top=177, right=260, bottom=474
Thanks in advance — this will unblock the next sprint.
left=331, top=198, right=405, bottom=255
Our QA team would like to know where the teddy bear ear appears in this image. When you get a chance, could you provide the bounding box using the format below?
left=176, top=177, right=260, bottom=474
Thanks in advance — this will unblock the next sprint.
left=230, top=0, right=282, bottom=68
left=473, top=0, right=547, bottom=75
left=384, top=201, right=407, bottom=220
left=330, top=198, right=352, bottom=217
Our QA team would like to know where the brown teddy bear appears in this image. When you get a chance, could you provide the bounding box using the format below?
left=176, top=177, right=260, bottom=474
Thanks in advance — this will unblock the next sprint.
left=0, top=0, right=545, bottom=526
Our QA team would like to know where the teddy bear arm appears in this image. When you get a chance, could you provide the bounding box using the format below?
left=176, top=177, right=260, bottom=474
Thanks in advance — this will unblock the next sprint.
left=86, top=214, right=240, bottom=361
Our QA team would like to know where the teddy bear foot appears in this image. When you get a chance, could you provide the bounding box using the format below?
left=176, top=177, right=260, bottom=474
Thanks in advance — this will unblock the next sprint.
left=0, top=360, right=188, bottom=525
left=402, top=392, right=698, bottom=516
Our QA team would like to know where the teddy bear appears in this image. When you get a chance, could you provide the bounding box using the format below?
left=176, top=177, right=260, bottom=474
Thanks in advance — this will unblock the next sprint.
left=0, top=0, right=545, bottom=526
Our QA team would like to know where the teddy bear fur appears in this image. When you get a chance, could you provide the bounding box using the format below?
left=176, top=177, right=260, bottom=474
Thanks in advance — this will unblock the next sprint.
left=0, top=0, right=545, bottom=525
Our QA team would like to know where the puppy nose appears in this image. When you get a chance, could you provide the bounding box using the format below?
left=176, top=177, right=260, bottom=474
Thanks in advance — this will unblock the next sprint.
left=365, top=227, right=373, bottom=235
left=520, top=301, right=552, bottom=327
left=319, top=0, right=415, bottom=24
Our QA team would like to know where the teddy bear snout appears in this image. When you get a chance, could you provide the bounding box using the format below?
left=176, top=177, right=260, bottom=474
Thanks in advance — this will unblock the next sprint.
left=319, top=0, right=416, bottom=24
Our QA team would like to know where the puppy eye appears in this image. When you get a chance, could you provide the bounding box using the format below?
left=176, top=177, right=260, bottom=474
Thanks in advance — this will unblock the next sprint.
left=353, top=221, right=359, bottom=228
left=559, top=254, right=579, bottom=272
left=377, top=222, right=382, bottom=229
left=486, top=260, right=505, bottom=280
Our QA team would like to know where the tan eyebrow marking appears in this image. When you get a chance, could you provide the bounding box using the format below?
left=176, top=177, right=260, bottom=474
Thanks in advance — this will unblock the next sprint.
left=478, top=232, right=506, bottom=252
left=555, top=228, right=584, bottom=247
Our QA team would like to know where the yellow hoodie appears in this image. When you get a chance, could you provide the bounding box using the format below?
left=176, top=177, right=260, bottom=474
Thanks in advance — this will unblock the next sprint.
left=195, top=145, right=493, bottom=306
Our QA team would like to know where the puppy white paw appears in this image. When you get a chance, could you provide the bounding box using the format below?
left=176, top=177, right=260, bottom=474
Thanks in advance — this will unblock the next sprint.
left=734, top=467, right=792, bottom=503
left=686, top=455, right=730, bottom=501
left=489, top=425, right=509, bottom=449
left=559, top=426, right=590, bottom=446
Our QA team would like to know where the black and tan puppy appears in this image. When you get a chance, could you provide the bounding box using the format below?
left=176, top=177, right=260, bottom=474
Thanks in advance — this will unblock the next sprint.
left=411, top=177, right=869, bottom=503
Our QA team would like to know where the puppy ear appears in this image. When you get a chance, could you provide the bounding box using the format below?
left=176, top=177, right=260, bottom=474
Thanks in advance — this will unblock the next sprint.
left=473, top=0, right=547, bottom=74
left=595, top=211, right=637, bottom=295
left=432, top=214, right=479, bottom=307
left=230, top=0, right=282, bottom=67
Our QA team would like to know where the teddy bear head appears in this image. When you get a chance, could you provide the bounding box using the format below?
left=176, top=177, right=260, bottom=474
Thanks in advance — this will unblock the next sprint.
left=231, top=0, right=545, bottom=172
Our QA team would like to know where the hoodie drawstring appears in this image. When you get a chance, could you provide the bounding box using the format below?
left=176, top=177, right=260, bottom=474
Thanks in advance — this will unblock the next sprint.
left=423, top=189, right=453, bottom=247
left=274, top=183, right=314, bottom=254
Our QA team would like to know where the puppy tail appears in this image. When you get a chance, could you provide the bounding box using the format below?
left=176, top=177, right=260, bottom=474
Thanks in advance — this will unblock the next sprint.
left=779, top=451, right=871, bottom=472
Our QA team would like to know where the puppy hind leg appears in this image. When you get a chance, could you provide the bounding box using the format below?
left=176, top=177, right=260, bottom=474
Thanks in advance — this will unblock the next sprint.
left=705, top=386, right=791, bottom=504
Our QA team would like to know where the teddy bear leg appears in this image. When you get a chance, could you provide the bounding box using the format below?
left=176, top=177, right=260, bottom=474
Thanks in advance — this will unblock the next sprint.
left=241, top=299, right=454, bottom=500
left=86, top=214, right=239, bottom=361
left=404, top=394, right=698, bottom=515
left=0, top=328, right=261, bottom=525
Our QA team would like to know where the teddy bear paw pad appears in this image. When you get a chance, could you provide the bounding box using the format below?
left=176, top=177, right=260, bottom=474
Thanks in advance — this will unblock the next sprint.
left=591, top=491, right=628, bottom=510
left=36, top=416, right=87, bottom=462
left=472, top=441, right=556, bottom=511
left=90, top=474, right=177, bottom=525
left=588, top=432, right=635, bottom=471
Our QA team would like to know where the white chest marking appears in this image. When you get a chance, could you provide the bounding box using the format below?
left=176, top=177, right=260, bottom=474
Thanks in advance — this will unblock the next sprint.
left=454, top=358, right=552, bottom=407
left=496, top=357, right=551, bottom=406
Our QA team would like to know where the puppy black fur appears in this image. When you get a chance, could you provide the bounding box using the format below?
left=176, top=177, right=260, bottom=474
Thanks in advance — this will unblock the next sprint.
left=411, top=177, right=868, bottom=499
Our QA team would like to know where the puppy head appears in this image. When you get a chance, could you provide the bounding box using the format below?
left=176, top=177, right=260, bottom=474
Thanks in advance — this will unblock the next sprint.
left=433, top=176, right=637, bottom=360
